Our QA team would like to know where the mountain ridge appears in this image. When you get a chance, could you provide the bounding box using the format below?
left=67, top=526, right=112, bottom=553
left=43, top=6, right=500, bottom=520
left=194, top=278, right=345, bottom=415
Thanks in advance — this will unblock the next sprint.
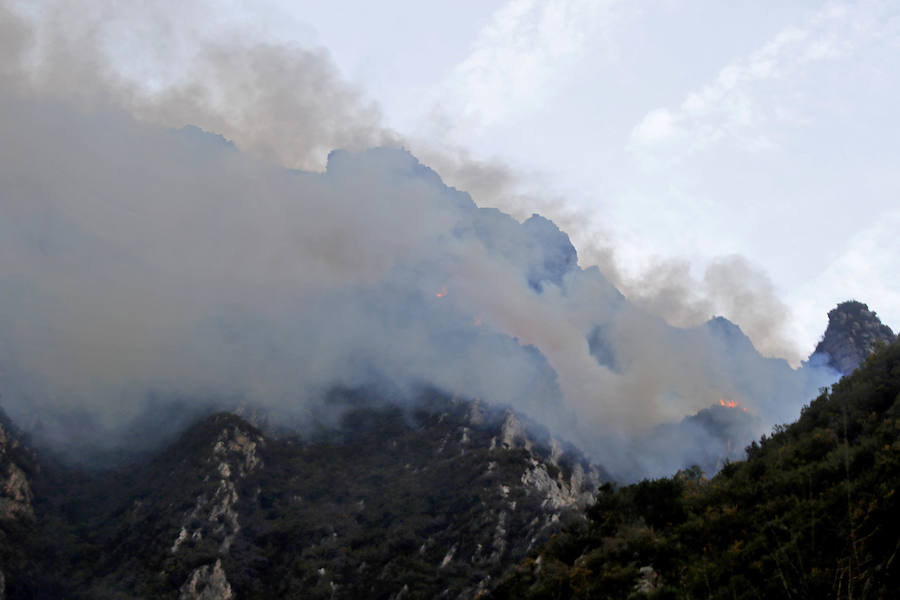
left=0, top=300, right=894, bottom=598
left=0, top=391, right=607, bottom=599
left=489, top=335, right=900, bottom=599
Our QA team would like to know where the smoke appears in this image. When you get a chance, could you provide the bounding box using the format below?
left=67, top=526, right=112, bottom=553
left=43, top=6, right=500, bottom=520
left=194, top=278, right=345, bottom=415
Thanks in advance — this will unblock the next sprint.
left=2, top=0, right=809, bottom=363
left=1, top=0, right=397, bottom=171
left=0, top=1, right=838, bottom=478
left=588, top=253, right=802, bottom=364
left=411, top=145, right=803, bottom=366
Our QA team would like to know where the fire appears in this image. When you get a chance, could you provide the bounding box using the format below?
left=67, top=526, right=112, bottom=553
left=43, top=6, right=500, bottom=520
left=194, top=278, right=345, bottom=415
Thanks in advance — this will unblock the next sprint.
left=435, top=287, right=448, bottom=298
left=719, top=399, right=748, bottom=412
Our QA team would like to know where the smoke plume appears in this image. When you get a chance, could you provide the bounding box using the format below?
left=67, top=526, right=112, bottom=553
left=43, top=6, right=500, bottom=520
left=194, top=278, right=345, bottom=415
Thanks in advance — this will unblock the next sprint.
left=0, top=1, right=838, bottom=478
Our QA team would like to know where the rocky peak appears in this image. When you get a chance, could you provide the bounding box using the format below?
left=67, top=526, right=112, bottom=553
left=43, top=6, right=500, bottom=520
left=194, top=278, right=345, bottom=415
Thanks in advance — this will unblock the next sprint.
left=813, top=301, right=896, bottom=376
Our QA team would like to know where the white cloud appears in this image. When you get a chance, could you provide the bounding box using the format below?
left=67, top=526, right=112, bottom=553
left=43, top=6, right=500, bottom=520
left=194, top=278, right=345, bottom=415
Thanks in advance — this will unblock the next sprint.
left=813, top=209, right=900, bottom=330
left=434, top=0, right=619, bottom=135
left=627, top=0, right=895, bottom=166
left=629, top=108, right=679, bottom=146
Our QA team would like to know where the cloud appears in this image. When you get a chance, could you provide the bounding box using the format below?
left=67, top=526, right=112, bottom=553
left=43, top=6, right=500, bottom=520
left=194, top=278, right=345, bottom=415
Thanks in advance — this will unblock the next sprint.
left=629, top=108, right=679, bottom=146
left=626, top=0, right=894, bottom=166
left=807, top=209, right=900, bottom=334
left=432, top=0, right=620, bottom=134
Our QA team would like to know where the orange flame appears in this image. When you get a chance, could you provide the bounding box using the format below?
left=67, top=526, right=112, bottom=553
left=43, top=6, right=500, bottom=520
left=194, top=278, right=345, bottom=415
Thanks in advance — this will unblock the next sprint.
left=435, top=287, right=448, bottom=298
left=719, top=398, right=748, bottom=412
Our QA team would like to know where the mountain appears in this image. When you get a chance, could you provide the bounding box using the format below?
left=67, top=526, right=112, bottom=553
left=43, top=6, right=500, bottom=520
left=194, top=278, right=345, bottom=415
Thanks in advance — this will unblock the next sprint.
left=0, top=391, right=607, bottom=599
left=0, top=301, right=892, bottom=598
left=490, top=336, right=900, bottom=599
left=812, top=300, right=896, bottom=376
left=631, top=302, right=897, bottom=479
left=611, top=315, right=837, bottom=479
left=2, top=94, right=891, bottom=597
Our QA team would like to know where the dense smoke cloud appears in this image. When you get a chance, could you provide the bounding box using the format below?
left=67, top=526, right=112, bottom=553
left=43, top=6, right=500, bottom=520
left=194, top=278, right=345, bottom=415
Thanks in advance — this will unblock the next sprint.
left=0, top=1, right=838, bottom=478
left=1, top=0, right=808, bottom=365
left=591, top=253, right=801, bottom=363
left=1, top=0, right=396, bottom=171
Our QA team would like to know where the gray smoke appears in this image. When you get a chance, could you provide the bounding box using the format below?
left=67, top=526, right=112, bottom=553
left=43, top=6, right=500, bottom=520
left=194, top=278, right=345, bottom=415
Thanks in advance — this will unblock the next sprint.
left=594, top=253, right=802, bottom=364
left=1, top=0, right=397, bottom=171
left=414, top=147, right=803, bottom=366
left=4, top=0, right=810, bottom=364
left=0, top=1, right=840, bottom=478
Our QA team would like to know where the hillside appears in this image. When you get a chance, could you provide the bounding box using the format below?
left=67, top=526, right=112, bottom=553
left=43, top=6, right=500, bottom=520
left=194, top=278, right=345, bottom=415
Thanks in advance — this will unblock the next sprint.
left=491, top=337, right=900, bottom=599
left=0, top=391, right=606, bottom=599
left=0, top=303, right=893, bottom=598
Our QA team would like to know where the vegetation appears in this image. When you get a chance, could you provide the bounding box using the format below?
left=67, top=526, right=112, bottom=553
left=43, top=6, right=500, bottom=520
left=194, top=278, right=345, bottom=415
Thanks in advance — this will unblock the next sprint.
left=491, top=339, right=900, bottom=599
left=5, top=331, right=899, bottom=598
left=1, top=395, right=591, bottom=599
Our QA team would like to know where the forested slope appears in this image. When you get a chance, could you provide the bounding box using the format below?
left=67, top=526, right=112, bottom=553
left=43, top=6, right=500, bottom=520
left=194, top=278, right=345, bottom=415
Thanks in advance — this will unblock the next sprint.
left=492, top=339, right=900, bottom=599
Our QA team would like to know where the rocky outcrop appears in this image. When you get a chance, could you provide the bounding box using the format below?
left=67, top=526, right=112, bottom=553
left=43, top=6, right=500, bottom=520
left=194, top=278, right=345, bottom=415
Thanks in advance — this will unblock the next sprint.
left=0, top=462, right=34, bottom=520
left=171, top=420, right=264, bottom=555
left=813, top=301, right=896, bottom=376
left=0, top=409, right=41, bottom=598
left=492, top=410, right=603, bottom=512
left=634, top=565, right=662, bottom=594
left=521, top=458, right=597, bottom=511
left=179, top=559, right=233, bottom=600
left=0, top=411, right=35, bottom=521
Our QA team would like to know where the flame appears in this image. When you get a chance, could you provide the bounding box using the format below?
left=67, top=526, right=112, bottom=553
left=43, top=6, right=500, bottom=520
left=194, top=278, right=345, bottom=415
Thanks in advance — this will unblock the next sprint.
left=719, top=398, right=748, bottom=412
left=435, top=287, right=448, bottom=298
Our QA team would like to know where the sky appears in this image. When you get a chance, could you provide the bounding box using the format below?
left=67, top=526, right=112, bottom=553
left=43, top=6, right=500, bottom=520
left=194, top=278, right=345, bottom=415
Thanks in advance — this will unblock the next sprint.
left=272, top=0, right=900, bottom=359
left=4, top=0, right=899, bottom=360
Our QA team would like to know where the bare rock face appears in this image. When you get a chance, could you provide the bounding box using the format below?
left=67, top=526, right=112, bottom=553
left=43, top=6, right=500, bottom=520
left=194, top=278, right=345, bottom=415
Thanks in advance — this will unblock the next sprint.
left=634, top=565, right=661, bottom=594
left=813, top=301, right=896, bottom=376
left=171, top=420, right=265, bottom=555
left=0, top=409, right=40, bottom=598
left=179, top=559, right=233, bottom=600
left=0, top=413, right=35, bottom=521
